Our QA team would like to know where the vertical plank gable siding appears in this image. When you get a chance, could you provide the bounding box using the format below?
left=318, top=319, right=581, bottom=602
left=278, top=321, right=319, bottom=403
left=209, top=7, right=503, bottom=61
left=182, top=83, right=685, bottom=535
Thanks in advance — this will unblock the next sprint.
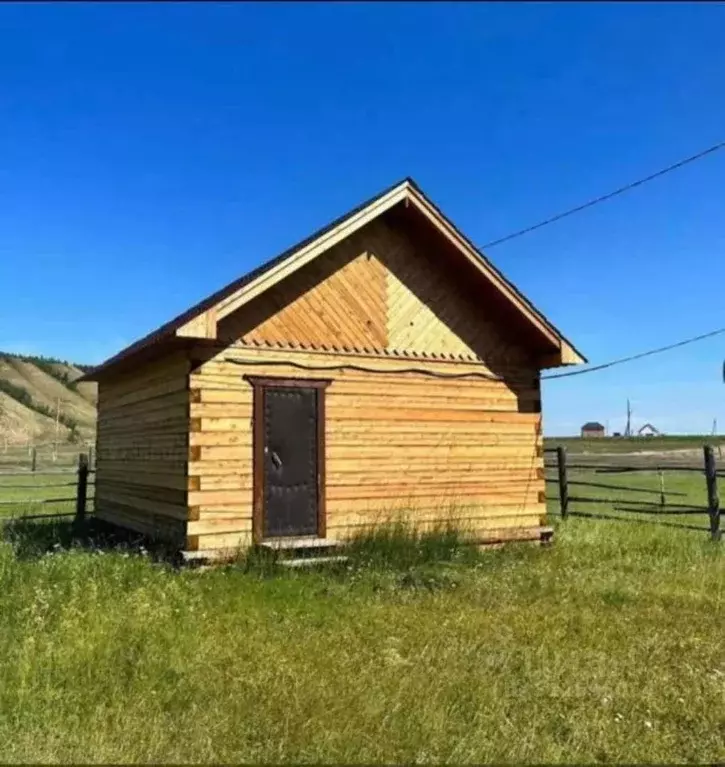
left=222, top=218, right=530, bottom=365
left=187, top=345, right=544, bottom=552
left=94, top=351, right=191, bottom=545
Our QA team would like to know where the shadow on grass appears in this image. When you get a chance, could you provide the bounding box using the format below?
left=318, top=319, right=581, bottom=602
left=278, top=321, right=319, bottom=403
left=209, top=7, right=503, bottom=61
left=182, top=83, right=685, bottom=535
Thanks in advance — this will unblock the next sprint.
left=547, top=493, right=711, bottom=533
left=564, top=479, right=687, bottom=497
left=3, top=515, right=547, bottom=593
left=567, top=509, right=709, bottom=533
left=2, top=515, right=183, bottom=566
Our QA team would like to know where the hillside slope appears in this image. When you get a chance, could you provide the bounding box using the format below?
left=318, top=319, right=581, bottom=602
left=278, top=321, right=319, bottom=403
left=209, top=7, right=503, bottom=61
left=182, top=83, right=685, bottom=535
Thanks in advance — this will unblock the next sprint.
left=0, top=390, right=59, bottom=443
left=0, top=353, right=97, bottom=445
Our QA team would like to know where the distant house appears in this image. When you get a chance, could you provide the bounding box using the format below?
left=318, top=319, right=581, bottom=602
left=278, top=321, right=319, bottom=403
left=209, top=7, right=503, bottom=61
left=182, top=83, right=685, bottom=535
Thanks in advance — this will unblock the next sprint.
left=638, top=423, right=661, bottom=437
left=581, top=422, right=605, bottom=438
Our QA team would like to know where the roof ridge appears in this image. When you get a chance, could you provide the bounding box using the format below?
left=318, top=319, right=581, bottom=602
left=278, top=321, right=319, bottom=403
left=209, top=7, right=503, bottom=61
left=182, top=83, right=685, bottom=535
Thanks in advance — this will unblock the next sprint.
left=82, top=176, right=584, bottom=381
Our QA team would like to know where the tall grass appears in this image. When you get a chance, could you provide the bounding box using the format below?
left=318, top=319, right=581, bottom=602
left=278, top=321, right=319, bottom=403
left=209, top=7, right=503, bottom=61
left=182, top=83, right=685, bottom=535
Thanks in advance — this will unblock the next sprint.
left=343, top=518, right=475, bottom=568
left=0, top=516, right=723, bottom=763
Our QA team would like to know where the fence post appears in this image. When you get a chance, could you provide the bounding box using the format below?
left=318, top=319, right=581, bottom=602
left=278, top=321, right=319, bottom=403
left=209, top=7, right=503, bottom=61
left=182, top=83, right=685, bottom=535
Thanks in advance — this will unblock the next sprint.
left=30, top=446, right=37, bottom=473
left=704, top=445, right=720, bottom=541
left=88, top=445, right=94, bottom=471
left=556, top=446, right=569, bottom=518
left=75, top=452, right=89, bottom=530
left=658, top=468, right=666, bottom=508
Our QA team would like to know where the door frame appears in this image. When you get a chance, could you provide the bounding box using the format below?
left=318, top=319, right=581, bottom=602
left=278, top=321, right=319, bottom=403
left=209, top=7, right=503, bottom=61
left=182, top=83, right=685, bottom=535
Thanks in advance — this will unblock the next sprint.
left=245, top=375, right=332, bottom=543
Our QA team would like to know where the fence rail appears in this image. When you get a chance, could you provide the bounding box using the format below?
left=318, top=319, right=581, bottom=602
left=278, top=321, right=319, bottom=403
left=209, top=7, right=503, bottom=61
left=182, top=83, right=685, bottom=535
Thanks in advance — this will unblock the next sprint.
left=545, top=444, right=721, bottom=540
left=0, top=443, right=95, bottom=474
left=2, top=446, right=723, bottom=542
left=0, top=452, right=93, bottom=530
left=544, top=463, right=713, bottom=474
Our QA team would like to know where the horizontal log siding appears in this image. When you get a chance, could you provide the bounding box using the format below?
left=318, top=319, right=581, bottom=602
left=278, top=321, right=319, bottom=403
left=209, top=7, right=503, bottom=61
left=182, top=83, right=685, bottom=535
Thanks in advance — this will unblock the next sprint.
left=95, top=351, right=190, bottom=545
left=186, top=344, right=544, bottom=552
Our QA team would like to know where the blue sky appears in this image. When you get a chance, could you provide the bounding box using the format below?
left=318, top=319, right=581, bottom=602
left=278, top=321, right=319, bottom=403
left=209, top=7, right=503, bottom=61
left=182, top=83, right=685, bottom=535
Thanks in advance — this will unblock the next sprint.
left=0, top=2, right=723, bottom=435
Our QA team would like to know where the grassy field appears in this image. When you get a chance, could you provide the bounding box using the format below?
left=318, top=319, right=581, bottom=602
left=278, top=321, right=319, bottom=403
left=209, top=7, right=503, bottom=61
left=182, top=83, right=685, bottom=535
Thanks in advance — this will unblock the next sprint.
left=0, top=472, right=93, bottom=520
left=0, top=445, right=723, bottom=763
left=0, top=444, right=92, bottom=474
left=0, top=510, right=723, bottom=762
left=545, top=434, right=725, bottom=455
left=545, top=466, right=714, bottom=531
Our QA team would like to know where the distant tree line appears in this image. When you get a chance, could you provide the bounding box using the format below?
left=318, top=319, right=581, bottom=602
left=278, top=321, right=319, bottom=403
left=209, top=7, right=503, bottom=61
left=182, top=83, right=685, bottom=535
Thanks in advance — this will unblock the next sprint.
left=0, top=351, right=92, bottom=392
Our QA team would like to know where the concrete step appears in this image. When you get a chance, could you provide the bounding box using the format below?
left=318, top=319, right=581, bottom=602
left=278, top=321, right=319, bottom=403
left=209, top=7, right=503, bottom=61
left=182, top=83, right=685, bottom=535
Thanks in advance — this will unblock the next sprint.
left=260, top=537, right=345, bottom=551
left=279, top=555, right=349, bottom=569
left=181, top=538, right=347, bottom=565
left=181, top=549, right=234, bottom=563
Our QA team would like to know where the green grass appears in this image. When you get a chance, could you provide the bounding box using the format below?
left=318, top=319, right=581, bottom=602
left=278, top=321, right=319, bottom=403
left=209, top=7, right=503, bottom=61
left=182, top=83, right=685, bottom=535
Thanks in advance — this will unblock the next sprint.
left=0, top=458, right=723, bottom=763
left=0, top=472, right=93, bottom=519
left=546, top=467, right=714, bottom=530
left=0, top=512, right=724, bottom=763
left=0, top=445, right=91, bottom=473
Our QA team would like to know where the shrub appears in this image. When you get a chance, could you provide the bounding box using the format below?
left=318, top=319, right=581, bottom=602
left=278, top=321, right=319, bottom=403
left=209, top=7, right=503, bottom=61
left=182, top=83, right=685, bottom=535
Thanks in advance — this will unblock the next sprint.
left=0, top=379, right=78, bottom=432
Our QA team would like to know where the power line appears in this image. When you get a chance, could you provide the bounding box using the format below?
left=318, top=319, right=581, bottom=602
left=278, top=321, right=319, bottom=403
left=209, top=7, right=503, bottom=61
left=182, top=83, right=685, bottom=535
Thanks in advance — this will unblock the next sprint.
left=224, top=326, right=725, bottom=384
left=482, top=139, right=725, bottom=249
left=542, top=327, right=725, bottom=380
left=224, top=356, right=515, bottom=382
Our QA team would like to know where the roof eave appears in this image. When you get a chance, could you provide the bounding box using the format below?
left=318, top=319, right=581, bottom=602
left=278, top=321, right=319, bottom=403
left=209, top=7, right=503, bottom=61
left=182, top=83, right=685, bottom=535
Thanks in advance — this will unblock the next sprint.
left=83, top=176, right=586, bottom=379
left=403, top=183, right=587, bottom=367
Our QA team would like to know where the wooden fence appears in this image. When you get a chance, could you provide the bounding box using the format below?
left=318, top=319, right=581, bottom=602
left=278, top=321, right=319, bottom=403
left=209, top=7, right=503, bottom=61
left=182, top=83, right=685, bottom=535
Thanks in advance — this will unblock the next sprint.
left=546, top=445, right=721, bottom=541
left=0, top=443, right=94, bottom=474
left=2, top=445, right=723, bottom=543
left=0, top=452, right=93, bottom=529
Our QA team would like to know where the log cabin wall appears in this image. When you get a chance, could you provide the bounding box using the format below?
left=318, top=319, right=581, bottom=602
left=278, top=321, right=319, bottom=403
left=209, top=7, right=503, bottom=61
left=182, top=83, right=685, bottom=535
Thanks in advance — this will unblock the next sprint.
left=185, top=216, right=546, bottom=553
left=94, top=350, right=191, bottom=545
left=187, top=346, right=543, bottom=553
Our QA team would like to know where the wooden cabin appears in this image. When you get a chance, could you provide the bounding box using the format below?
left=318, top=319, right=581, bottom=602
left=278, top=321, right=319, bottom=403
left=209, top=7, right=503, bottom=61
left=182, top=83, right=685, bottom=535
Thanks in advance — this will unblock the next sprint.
left=81, top=178, right=585, bottom=558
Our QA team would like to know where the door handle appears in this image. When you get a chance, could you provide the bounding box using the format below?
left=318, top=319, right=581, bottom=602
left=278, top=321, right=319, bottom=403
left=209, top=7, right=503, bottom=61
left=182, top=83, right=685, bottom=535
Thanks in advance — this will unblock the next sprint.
left=270, top=450, right=282, bottom=470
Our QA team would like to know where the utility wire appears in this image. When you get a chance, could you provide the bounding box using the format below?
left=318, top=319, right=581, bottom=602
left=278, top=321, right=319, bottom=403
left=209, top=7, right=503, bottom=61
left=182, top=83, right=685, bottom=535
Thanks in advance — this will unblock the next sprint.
left=542, top=327, right=725, bottom=380
left=482, top=139, right=725, bottom=249
left=224, top=356, right=515, bottom=382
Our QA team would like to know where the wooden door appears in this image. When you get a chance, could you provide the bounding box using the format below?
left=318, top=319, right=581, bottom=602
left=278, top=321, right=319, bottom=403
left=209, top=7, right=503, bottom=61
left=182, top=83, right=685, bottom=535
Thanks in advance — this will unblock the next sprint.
left=261, top=384, right=321, bottom=538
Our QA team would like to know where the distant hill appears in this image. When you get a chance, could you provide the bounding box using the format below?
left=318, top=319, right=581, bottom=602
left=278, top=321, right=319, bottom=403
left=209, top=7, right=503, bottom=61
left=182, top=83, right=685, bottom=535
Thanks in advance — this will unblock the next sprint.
left=0, top=352, right=97, bottom=446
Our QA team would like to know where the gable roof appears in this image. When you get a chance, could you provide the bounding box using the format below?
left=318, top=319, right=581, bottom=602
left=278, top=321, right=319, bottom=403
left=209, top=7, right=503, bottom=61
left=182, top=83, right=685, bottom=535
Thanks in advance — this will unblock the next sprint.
left=581, top=422, right=605, bottom=431
left=82, top=177, right=586, bottom=381
left=637, top=423, right=660, bottom=435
